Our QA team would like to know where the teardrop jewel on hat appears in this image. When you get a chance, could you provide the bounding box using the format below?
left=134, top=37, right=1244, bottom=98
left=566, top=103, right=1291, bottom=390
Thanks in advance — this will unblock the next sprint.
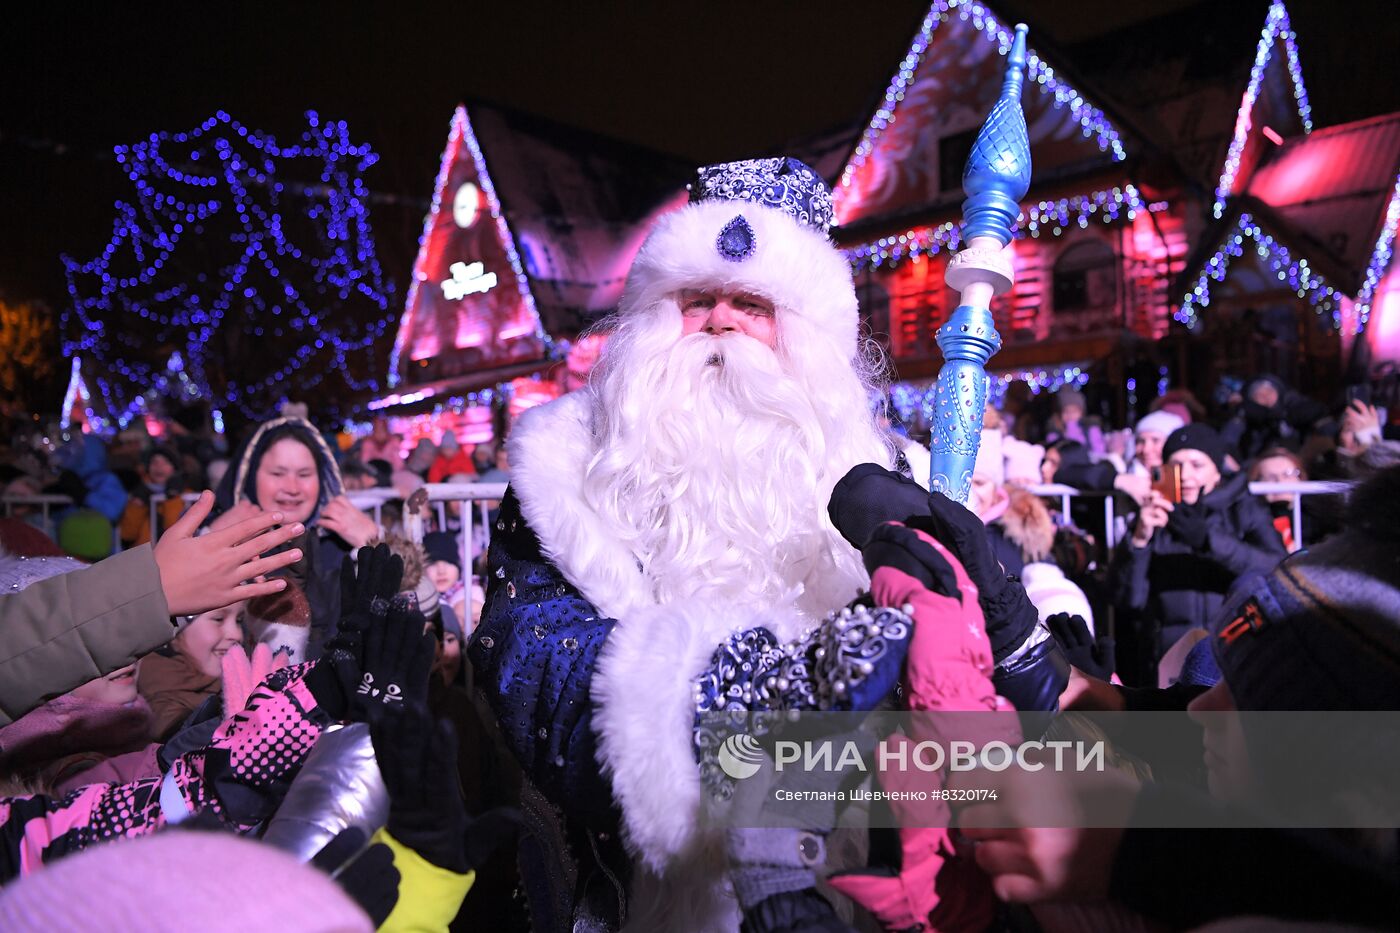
left=717, top=214, right=756, bottom=262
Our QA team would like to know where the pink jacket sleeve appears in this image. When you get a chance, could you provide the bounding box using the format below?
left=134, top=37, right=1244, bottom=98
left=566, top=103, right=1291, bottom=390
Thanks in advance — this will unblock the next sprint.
left=829, top=526, right=1021, bottom=932
left=0, top=662, right=333, bottom=881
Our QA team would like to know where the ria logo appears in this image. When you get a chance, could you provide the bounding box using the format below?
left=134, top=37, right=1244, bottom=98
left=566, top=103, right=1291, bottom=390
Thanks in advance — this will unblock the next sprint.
left=718, top=734, right=765, bottom=780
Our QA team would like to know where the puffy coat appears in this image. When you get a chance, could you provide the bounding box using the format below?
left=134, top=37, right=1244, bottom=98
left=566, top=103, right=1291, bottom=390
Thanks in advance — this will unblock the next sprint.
left=0, top=661, right=335, bottom=881
left=50, top=435, right=127, bottom=524
left=0, top=547, right=174, bottom=726
left=1111, top=471, right=1285, bottom=651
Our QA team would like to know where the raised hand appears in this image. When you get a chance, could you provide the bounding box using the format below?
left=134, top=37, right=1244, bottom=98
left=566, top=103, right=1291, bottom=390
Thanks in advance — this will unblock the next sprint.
left=154, top=490, right=304, bottom=615
left=351, top=596, right=436, bottom=726
left=319, top=495, right=380, bottom=549
left=324, top=545, right=403, bottom=663
left=1046, top=612, right=1114, bottom=681
left=828, top=463, right=937, bottom=550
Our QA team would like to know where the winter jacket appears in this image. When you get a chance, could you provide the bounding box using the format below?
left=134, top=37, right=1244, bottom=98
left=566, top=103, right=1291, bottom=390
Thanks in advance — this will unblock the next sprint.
left=118, top=487, right=186, bottom=548
left=1111, top=471, right=1285, bottom=651
left=0, top=546, right=175, bottom=726
left=49, top=436, right=127, bottom=524
left=136, top=649, right=220, bottom=742
left=427, top=450, right=476, bottom=484
left=0, top=661, right=334, bottom=881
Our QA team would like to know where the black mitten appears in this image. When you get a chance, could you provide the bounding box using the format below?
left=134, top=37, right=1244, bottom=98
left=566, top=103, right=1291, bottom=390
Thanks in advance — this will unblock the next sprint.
left=828, top=463, right=936, bottom=549
left=310, top=827, right=400, bottom=927
left=904, top=511, right=1039, bottom=665
left=351, top=598, right=436, bottom=726
left=861, top=522, right=960, bottom=599
left=326, top=544, right=404, bottom=662
left=371, top=706, right=521, bottom=874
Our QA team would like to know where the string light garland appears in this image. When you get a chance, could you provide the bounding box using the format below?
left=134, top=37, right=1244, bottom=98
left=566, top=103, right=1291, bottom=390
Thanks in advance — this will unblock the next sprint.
left=1352, top=173, right=1400, bottom=335
left=1212, top=0, right=1314, bottom=218
left=889, top=365, right=1089, bottom=424
left=846, top=185, right=1148, bottom=272
left=840, top=0, right=1126, bottom=197
left=62, top=110, right=397, bottom=427
left=1176, top=212, right=1339, bottom=330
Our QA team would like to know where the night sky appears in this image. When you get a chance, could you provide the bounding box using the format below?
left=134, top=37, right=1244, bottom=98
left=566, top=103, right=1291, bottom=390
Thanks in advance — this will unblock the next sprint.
left=3, top=0, right=1397, bottom=311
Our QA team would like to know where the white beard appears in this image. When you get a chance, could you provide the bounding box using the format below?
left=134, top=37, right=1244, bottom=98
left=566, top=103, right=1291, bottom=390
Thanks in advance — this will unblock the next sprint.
left=582, top=331, right=869, bottom=617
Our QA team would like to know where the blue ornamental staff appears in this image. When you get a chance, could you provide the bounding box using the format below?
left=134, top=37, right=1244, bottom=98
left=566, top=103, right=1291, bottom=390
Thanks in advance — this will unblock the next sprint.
left=928, top=23, right=1032, bottom=503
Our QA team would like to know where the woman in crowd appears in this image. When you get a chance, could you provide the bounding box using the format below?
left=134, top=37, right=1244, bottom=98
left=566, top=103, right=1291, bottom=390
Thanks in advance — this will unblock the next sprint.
left=1112, top=423, right=1286, bottom=657
left=1248, top=446, right=1309, bottom=552
left=212, top=415, right=380, bottom=659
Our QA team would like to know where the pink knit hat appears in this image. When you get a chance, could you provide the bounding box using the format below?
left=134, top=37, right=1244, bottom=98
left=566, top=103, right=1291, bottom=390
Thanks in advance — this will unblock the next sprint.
left=0, top=831, right=372, bottom=932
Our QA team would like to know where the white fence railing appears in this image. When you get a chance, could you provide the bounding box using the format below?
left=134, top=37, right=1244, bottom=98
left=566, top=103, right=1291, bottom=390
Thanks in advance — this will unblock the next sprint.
left=5, top=479, right=1350, bottom=559
left=1021, top=480, right=1351, bottom=551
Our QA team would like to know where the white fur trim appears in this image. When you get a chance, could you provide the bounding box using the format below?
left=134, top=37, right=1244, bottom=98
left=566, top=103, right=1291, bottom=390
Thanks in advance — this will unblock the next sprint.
left=506, top=392, right=650, bottom=620
left=591, top=598, right=807, bottom=875
left=899, top=440, right=933, bottom=490
left=622, top=199, right=858, bottom=355
left=249, top=620, right=311, bottom=664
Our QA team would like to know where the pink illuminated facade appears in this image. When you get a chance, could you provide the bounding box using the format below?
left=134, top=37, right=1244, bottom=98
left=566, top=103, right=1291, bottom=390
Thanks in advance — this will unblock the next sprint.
left=377, top=102, right=690, bottom=429
left=827, top=0, right=1398, bottom=410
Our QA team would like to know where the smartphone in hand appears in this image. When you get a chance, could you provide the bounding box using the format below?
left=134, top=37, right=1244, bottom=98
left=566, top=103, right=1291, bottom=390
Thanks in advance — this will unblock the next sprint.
left=1151, top=463, right=1182, bottom=503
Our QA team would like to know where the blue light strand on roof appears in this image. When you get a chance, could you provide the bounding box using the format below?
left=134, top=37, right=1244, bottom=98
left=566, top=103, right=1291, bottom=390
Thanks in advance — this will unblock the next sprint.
left=1212, top=1, right=1315, bottom=218
left=845, top=185, right=1147, bottom=272
left=1176, top=213, right=1339, bottom=331
left=840, top=0, right=1127, bottom=197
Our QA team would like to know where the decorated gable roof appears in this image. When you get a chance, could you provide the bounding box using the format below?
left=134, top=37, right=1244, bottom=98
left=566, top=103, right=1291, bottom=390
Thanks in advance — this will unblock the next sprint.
left=1245, top=112, right=1400, bottom=287
left=1063, top=1, right=1309, bottom=195
left=388, top=103, right=689, bottom=389
left=833, top=0, right=1129, bottom=230
left=1177, top=112, right=1400, bottom=337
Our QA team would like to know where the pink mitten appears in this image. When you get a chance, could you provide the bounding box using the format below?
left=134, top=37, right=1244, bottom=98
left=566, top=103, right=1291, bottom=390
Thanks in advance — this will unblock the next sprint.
left=222, top=643, right=292, bottom=720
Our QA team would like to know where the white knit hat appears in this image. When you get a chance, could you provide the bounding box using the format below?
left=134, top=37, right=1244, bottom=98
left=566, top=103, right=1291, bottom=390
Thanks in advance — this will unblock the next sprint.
left=973, top=428, right=1005, bottom=484
left=1002, top=437, right=1045, bottom=485
left=1020, top=562, right=1095, bottom=635
left=1135, top=410, right=1185, bottom=438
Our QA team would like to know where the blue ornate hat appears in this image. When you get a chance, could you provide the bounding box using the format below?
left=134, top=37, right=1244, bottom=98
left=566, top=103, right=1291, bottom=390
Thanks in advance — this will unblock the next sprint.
left=623, top=154, right=858, bottom=352
left=688, top=157, right=835, bottom=237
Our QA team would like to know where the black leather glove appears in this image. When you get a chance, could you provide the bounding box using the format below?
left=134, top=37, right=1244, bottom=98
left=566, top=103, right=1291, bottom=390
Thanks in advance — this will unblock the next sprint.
left=310, top=828, right=399, bottom=927
left=828, top=463, right=936, bottom=549
left=861, top=522, right=960, bottom=600
left=1168, top=502, right=1210, bottom=550
left=1046, top=612, right=1115, bottom=681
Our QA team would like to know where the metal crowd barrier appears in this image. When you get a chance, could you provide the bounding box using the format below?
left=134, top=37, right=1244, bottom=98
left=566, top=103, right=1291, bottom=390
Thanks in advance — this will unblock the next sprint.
left=1021, top=479, right=1351, bottom=552
left=139, top=484, right=510, bottom=571
left=10, top=478, right=1349, bottom=561
left=1, top=494, right=75, bottom=537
